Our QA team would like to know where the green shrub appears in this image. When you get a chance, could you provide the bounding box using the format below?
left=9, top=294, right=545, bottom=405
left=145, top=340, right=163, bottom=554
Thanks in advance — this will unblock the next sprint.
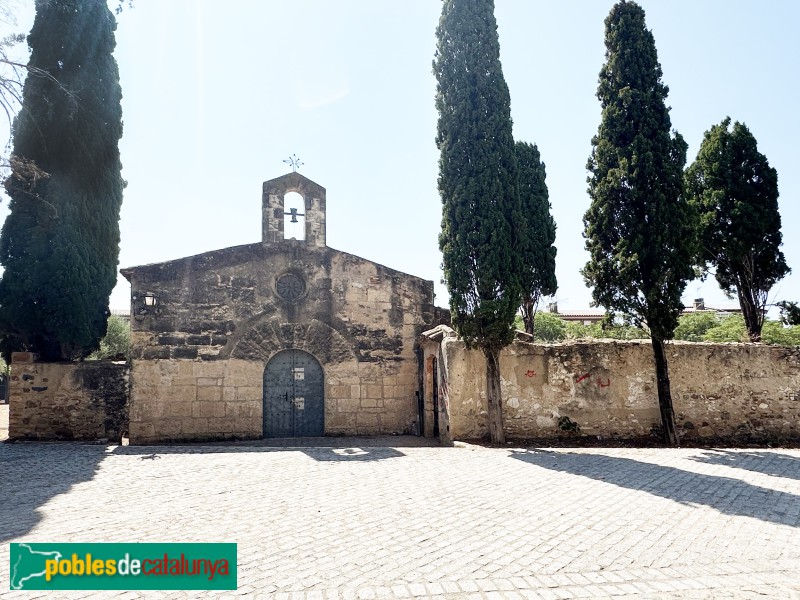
left=701, top=315, right=747, bottom=343
left=532, top=312, right=567, bottom=342
left=87, top=316, right=130, bottom=360
left=518, top=310, right=799, bottom=346
left=761, top=321, right=800, bottom=346
left=673, top=312, right=720, bottom=341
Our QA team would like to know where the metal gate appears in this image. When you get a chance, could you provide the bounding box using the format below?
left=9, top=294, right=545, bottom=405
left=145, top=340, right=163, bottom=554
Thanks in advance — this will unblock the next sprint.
left=263, top=349, right=324, bottom=437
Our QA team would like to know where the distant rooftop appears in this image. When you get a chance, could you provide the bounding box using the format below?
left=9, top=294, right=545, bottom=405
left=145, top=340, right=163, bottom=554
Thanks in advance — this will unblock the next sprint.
left=110, top=308, right=130, bottom=322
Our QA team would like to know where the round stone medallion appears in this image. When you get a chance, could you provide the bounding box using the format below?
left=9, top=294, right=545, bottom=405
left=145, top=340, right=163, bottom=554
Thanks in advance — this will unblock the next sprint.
left=276, top=272, right=305, bottom=301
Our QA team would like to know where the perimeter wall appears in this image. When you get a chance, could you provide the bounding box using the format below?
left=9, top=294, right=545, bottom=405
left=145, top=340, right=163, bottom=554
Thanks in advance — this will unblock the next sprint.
left=429, top=338, right=800, bottom=443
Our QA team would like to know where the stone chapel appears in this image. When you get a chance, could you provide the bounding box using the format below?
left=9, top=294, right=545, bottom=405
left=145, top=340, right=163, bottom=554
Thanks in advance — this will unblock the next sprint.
left=121, top=172, right=445, bottom=444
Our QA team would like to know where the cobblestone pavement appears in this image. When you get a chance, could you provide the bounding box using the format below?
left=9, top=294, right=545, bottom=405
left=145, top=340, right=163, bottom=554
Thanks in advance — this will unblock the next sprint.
left=2, top=439, right=800, bottom=599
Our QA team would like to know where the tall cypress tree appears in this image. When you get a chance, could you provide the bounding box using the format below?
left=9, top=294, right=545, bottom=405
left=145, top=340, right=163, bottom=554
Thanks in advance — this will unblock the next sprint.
left=582, top=1, right=693, bottom=446
left=685, top=118, right=790, bottom=342
left=516, top=141, right=557, bottom=336
left=0, top=0, right=124, bottom=361
left=434, top=0, right=522, bottom=444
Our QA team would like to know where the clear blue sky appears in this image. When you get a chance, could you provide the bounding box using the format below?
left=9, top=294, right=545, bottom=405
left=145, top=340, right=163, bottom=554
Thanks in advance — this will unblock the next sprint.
left=1, top=1, right=798, bottom=317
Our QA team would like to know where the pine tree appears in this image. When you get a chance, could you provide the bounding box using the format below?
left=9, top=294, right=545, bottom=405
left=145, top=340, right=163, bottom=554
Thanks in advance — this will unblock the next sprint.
left=516, top=141, right=557, bottom=336
left=0, top=0, right=124, bottom=361
left=434, top=0, right=522, bottom=443
left=777, top=301, right=800, bottom=326
left=582, top=0, right=693, bottom=446
left=685, top=118, right=790, bottom=341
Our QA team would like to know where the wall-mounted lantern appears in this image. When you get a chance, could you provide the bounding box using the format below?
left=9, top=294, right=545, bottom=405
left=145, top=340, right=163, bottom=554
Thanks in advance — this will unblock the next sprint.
left=133, top=291, right=161, bottom=320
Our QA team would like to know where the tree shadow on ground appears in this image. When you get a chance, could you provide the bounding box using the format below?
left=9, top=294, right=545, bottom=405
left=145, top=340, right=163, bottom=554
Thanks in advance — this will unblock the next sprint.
left=689, top=450, right=800, bottom=481
left=109, top=434, right=438, bottom=461
left=110, top=442, right=412, bottom=462
left=0, top=437, right=422, bottom=542
left=0, top=443, right=107, bottom=543
left=510, top=449, right=800, bottom=528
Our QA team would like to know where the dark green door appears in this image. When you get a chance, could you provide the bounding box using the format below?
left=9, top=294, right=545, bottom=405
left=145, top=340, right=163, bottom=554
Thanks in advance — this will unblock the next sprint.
left=263, top=349, right=324, bottom=437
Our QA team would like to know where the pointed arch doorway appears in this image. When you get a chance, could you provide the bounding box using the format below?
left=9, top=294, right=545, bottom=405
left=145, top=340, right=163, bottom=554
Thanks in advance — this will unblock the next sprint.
left=263, top=349, right=325, bottom=437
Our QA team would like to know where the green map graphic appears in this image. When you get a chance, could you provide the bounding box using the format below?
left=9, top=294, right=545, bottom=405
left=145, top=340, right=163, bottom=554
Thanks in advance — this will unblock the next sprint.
left=10, top=544, right=62, bottom=590
left=8, top=542, right=237, bottom=590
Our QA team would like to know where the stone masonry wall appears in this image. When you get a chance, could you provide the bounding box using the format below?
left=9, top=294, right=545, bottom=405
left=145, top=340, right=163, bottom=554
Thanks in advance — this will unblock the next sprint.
left=124, top=244, right=434, bottom=364
left=129, top=358, right=262, bottom=443
left=9, top=353, right=129, bottom=442
left=325, top=358, right=418, bottom=435
left=123, top=242, right=434, bottom=443
left=437, top=338, right=800, bottom=443
left=128, top=354, right=420, bottom=444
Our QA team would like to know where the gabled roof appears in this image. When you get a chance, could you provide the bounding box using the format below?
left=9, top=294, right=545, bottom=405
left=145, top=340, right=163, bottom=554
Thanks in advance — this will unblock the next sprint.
left=120, top=241, right=430, bottom=285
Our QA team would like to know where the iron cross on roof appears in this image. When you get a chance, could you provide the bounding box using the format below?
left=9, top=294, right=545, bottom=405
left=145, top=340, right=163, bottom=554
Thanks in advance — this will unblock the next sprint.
left=283, top=154, right=303, bottom=172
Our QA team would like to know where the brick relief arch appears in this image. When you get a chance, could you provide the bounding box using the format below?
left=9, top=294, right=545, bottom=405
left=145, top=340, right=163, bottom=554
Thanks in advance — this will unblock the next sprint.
left=230, top=317, right=355, bottom=365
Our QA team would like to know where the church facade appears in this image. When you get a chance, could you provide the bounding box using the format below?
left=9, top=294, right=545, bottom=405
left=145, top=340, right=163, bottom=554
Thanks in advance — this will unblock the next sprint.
left=122, top=172, right=443, bottom=444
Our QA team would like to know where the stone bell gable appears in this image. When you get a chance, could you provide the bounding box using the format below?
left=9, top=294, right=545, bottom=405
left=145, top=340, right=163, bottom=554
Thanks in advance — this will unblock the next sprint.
left=121, top=172, right=441, bottom=444
left=262, top=172, right=326, bottom=247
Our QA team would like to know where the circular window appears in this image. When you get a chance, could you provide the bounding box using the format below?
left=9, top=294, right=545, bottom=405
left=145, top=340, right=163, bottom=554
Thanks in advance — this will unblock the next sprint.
left=276, top=273, right=305, bottom=301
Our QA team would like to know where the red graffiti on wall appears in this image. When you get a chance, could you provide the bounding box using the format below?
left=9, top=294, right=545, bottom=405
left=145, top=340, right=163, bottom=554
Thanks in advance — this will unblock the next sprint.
left=574, top=371, right=612, bottom=387
left=525, top=370, right=536, bottom=378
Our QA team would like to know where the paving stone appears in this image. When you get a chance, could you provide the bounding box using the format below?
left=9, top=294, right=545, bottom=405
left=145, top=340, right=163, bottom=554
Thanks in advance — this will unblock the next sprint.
left=2, top=443, right=800, bottom=598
